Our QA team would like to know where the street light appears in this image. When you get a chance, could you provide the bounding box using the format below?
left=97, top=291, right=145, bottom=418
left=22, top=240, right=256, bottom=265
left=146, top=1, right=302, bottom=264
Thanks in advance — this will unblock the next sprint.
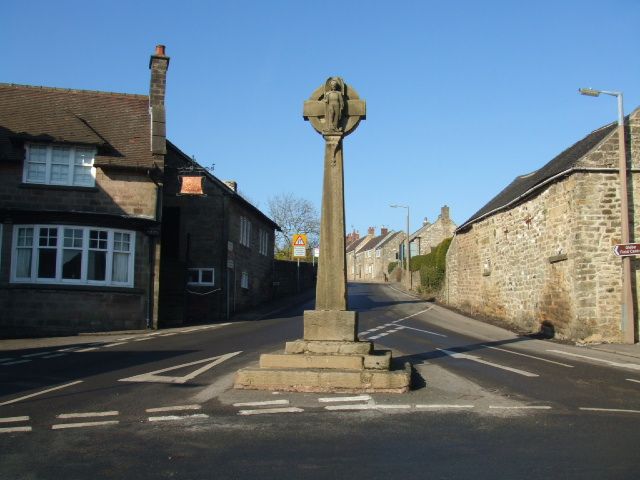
left=579, top=87, right=635, bottom=343
left=390, top=204, right=412, bottom=290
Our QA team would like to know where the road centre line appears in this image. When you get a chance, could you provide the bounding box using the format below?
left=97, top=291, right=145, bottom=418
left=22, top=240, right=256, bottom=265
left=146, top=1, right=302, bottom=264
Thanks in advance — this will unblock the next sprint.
left=0, top=416, right=30, bottom=423
left=579, top=407, right=640, bottom=414
left=398, top=325, right=447, bottom=337
left=1, top=359, right=31, bottom=366
left=489, top=405, right=552, bottom=410
left=547, top=349, right=640, bottom=371
left=52, top=420, right=119, bottom=430
left=233, top=400, right=289, bottom=407
left=158, top=332, right=177, bottom=337
left=56, top=347, right=82, bottom=352
left=416, top=404, right=474, bottom=409
left=319, top=395, right=371, bottom=403
left=22, top=351, right=54, bottom=358
left=0, top=358, right=14, bottom=362
left=57, top=411, right=119, bottom=419
left=0, top=380, right=83, bottom=407
left=75, top=347, right=99, bottom=352
left=238, top=407, right=303, bottom=416
left=0, top=426, right=32, bottom=433
left=437, top=348, right=539, bottom=377
left=102, top=342, right=128, bottom=348
left=133, top=337, right=154, bottom=342
left=392, top=307, right=435, bottom=324
left=42, top=353, right=66, bottom=359
left=146, top=405, right=202, bottom=413
left=482, top=345, right=574, bottom=367
left=148, top=414, right=209, bottom=422
left=627, top=379, right=640, bottom=384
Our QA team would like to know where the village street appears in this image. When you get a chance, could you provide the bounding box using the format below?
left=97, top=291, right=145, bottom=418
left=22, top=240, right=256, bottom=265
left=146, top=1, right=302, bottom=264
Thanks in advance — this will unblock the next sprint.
left=1, top=283, right=639, bottom=479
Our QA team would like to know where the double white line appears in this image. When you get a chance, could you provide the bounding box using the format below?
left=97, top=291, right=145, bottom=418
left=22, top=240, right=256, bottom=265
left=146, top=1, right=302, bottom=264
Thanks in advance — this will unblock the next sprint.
left=52, top=411, right=119, bottom=430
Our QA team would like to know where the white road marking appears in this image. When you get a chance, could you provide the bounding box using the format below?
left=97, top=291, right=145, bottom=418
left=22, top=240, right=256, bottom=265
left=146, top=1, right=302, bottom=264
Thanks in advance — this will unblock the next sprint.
left=0, top=380, right=83, bottom=407
left=148, top=414, right=209, bottom=422
left=75, top=347, right=99, bottom=352
left=369, top=333, right=389, bottom=340
left=56, top=347, right=81, bottom=352
left=482, top=345, right=574, bottom=367
left=416, top=404, right=475, bottom=409
left=0, top=416, right=30, bottom=423
left=157, top=333, right=177, bottom=337
left=116, top=337, right=136, bottom=341
left=146, top=405, right=202, bottom=413
left=1, top=359, right=31, bottom=366
left=233, top=400, right=290, bottom=407
left=547, top=349, right=640, bottom=371
left=0, top=426, right=32, bottom=433
left=374, top=404, right=411, bottom=410
left=57, top=411, right=119, bottom=419
left=42, top=353, right=66, bottom=359
left=489, top=405, right=552, bottom=410
left=437, top=348, right=539, bottom=377
left=392, top=307, right=435, bottom=324
left=238, top=407, right=303, bottom=416
left=579, top=407, right=640, bottom=414
left=119, top=351, right=242, bottom=384
left=318, top=395, right=371, bottom=403
left=51, top=420, right=119, bottom=430
left=398, top=325, right=447, bottom=337
left=0, top=358, right=14, bottom=362
left=133, top=337, right=153, bottom=342
left=22, top=351, right=54, bottom=358
left=325, top=404, right=376, bottom=411
left=102, top=342, right=128, bottom=348
left=626, top=378, right=640, bottom=384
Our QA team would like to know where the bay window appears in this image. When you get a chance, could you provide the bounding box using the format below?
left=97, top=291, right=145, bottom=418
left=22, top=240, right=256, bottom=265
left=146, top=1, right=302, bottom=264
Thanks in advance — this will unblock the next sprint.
left=12, top=225, right=135, bottom=287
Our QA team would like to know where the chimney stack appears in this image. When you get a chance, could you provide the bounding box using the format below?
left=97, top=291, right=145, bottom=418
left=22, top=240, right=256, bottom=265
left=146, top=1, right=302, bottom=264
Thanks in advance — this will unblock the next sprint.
left=422, top=217, right=430, bottom=226
left=381, top=227, right=389, bottom=236
left=368, top=227, right=375, bottom=236
left=224, top=180, right=238, bottom=192
left=441, top=205, right=450, bottom=222
left=149, top=44, right=170, bottom=155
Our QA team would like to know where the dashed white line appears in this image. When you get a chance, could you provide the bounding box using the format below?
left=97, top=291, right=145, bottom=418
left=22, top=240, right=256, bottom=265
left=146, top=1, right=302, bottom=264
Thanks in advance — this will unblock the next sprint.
left=579, top=407, right=640, bottom=414
left=0, top=416, right=30, bottom=423
left=374, top=404, right=411, bottom=410
left=489, top=405, right=552, bottom=410
left=318, top=395, right=371, bottom=403
left=42, top=353, right=66, bottom=359
left=51, top=421, right=119, bottom=430
left=392, top=307, right=435, bottom=324
left=0, top=426, right=32, bottom=433
left=132, top=337, right=153, bottom=342
left=233, top=400, right=290, bottom=407
left=1, top=359, right=31, bottom=366
left=438, top=348, right=539, bottom=377
left=325, top=404, right=376, bottom=411
left=415, top=404, right=475, bottom=409
left=0, top=380, right=83, bottom=407
left=238, top=407, right=303, bottom=416
left=22, top=351, right=54, bottom=358
left=0, top=358, right=14, bottom=362
left=148, top=414, right=209, bottom=422
left=483, top=345, right=574, bottom=367
left=157, top=333, right=177, bottom=337
left=146, top=405, right=202, bottom=413
left=56, top=347, right=81, bottom=352
left=102, top=342, right=128, bottom=348
left=547, top=349, right=640, bottom=371
left=75, top=347, right=99, bottom=352
left=626, top=378, right=640, bottom=384
left=398, top=325, right=447, bottom=337
left=57, top=411, right=119, bottom=419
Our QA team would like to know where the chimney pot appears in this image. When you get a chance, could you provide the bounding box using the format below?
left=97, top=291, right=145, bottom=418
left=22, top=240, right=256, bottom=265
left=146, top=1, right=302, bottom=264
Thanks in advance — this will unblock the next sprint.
left=381, top=227, right=389, bottom=236
left=368, top=227, right=375, bottom=236
left=155, top=44, right=166, bottom=56
left=224, top=180, right=238, bottom=192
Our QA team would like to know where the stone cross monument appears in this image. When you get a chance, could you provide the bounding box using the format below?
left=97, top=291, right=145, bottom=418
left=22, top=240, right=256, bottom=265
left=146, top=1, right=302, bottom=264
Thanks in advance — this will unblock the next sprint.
left=234, top=78, right=410, bottom=393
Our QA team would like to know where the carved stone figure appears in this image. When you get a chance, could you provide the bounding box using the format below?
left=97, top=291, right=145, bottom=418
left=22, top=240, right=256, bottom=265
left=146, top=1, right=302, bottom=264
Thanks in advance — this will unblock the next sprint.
left=324, top=77, right=344, bottom=132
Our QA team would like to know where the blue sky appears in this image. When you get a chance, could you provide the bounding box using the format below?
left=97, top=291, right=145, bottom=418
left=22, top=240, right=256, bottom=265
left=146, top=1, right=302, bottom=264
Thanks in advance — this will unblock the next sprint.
left=3, top=0, right=639, bottom=235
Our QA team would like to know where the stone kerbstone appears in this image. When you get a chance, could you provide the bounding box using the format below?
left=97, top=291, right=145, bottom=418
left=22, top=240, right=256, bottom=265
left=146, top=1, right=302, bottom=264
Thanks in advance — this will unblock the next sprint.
left=260, top=353, right=363, bottom=370
left=303, top=310, right=358, bottom=341
left=285, top=339, right=372, bottom=355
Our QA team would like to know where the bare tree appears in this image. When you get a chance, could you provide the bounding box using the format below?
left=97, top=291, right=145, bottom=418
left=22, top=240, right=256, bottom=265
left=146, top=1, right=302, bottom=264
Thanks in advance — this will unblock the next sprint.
left=268, top=193, right=320, bottom=258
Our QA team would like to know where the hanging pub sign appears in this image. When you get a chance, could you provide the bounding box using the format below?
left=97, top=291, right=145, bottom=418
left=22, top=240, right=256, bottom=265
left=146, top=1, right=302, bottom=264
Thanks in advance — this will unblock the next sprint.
left=179, top=175, right=205, bottom=195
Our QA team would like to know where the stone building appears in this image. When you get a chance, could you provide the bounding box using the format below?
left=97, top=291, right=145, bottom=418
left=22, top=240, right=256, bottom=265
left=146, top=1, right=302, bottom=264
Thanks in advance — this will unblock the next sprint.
left=346, top=231, right=370, bottom=281
left=0, top=45, right=278, bottom=336
left=445, top=109, right=640, bottom=343
left=409, top=205, right=457, bottom=257
left=354, top=228, right=392, bottom=281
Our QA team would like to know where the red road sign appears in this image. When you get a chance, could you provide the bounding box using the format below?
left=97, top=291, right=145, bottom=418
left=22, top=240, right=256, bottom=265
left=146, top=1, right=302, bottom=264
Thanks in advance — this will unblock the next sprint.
left=613, top=243, right=640, bottom=257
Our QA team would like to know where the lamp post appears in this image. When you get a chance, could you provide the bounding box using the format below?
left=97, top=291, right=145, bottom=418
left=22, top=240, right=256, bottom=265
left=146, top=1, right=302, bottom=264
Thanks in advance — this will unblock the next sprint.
left=579, top=87, right=635, bottom=344
left=391, top=204, right=412, bottom=290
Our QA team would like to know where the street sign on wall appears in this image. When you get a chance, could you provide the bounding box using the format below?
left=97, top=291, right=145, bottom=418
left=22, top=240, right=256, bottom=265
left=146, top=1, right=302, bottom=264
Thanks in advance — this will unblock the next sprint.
left=292, top=234, right=308, bottom=258
left=613, top=243, right=640, bottom=257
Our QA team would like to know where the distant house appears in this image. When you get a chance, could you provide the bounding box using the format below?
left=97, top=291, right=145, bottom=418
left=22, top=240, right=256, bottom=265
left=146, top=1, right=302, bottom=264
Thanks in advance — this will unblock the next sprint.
left=445, top=110, right=640, bottom=343
left=346, top=231, right=370, bottom=281
left=409, top=206, right=456, bottom=257
left=0, top=45, right=278, bottom=337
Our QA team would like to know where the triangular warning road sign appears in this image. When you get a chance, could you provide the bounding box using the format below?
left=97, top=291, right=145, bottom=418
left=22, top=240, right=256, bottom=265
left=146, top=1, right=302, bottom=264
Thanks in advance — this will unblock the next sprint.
left=293, top=235, right=306, bottom=246
left=118, top=351, right=242, bottom=384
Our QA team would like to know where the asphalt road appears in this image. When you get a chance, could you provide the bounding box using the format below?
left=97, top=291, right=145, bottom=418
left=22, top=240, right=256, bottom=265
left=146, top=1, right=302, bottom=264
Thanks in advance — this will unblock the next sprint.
left=1, top=283, right=639, bottom=479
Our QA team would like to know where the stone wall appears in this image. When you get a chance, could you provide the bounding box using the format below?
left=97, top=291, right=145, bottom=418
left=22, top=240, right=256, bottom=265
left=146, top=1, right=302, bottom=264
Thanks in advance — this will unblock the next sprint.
left=445, top=110, right=640, bottom=343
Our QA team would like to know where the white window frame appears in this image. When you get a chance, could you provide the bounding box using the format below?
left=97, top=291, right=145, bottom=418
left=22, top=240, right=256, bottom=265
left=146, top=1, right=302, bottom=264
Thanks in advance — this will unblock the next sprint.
left=10, top=225, right=135, bottom=287
left=240, top=216, right=252, bottom=248
left=187, top=267, right=215, bottom=286
left=375, top=249, right=381, bottom=258
left=258, top=229, right=269, bottom=256
left=240, top=271, right=249, bottom=289
left=23, top=144, right=96, bottom=187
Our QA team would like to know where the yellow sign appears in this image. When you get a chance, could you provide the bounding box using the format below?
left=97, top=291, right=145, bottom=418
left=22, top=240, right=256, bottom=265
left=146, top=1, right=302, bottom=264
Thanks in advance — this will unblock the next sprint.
left=292, top=234, right=308, bottom=258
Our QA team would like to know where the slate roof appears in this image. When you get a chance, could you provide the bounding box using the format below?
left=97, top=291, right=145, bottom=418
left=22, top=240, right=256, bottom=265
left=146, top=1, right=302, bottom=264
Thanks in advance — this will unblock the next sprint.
left=457, top=121, right=617, bottom=232
left=346, top=236, right=369, bottom=254
left=358, top=233, right=389, bottom=252
left=0, top=83, right=154, bottom=169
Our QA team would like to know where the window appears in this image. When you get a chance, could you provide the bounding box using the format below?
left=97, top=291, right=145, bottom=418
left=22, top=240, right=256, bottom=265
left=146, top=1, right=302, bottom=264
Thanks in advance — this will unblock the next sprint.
left=187, top=268, right=215, bottom=286
left=376, top=249, right=381, bottom=258
left=240, top=216, right=251, bottom=248
left=366, top=250, right=372, bottom=258
left=240, top=271, right=249, bottom=289
left=11, top=225, right=135, bottom=287
left=259, top=229, right=269, bottom=256
left=23, top=144, right=96, bottom=187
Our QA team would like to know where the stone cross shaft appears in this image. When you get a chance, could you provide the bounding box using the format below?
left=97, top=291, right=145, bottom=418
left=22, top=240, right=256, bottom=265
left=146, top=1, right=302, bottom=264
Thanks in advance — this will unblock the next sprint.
left=303, top=78, right=366, bottom=312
